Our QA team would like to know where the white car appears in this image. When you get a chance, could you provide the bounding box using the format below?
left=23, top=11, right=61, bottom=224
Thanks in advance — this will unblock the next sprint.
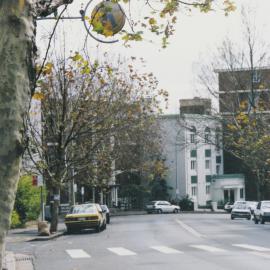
left=254, top=200, right=270, bottom=224
left=231, top=203, right=251, bottom=220
left=146, top=200, right=180, bottom=214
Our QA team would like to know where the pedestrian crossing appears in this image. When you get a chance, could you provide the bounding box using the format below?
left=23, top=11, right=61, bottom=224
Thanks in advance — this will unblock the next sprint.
left=65, top=243, right=270, bottom=259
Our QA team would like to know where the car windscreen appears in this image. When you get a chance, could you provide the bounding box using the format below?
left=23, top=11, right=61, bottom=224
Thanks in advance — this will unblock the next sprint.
left=261, top=202, right=270, bottom=209
left=234, top=204, right=248, bottom=209
left=70, top=205, right=97, bottom=214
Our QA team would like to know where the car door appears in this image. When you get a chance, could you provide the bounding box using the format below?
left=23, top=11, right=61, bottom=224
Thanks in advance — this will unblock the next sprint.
left=162, top=201, right=172, bottom=212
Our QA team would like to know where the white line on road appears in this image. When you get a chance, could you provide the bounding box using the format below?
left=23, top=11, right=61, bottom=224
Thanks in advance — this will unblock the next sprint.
left=107, top=247, right=137, bottom=256
left=190, top=245, right=227, bottom=252
left=175, top=219, right=204, bottom=238
left=232, top=244, right=270, bottom=252
left=151, top=246, right=183, bottom=254
left=66, top=249, right=91, bottom=259
left=250, top=252, right=270, bottom=259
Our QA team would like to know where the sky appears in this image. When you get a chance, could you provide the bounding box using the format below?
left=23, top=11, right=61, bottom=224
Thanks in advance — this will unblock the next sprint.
left=36, top=0, right=270, bottom=114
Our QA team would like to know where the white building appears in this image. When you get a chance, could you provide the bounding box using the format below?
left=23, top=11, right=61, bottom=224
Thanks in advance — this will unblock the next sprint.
left=160, top=99, right=245, bottom=206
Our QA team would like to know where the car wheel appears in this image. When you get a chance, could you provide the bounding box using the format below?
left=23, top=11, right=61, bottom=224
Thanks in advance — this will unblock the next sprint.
left=107, top=217, right=110, bottom=224
left=173, top=209, right=179, bottom=213
left=103, top=222, right=107, bottom=230
left=231, top=216, right=234, bottom=220
left=157, top=209, right=162, bottom=214
left=96, top=224, right=101, bottom=233
left=260, top=216, right=265, bottom=224
left=247, top=216, right=251, bottom=220
left=254, top=216, right=259, bottom=224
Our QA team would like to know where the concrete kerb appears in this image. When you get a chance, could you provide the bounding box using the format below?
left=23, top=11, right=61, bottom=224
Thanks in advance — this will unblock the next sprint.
left=110, top=210, right=228, bottom=217
left=28, top=230, right=65, bottom=242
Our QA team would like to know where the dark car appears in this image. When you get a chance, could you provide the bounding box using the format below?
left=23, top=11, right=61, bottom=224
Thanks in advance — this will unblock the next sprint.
left=101, top=204, right=110, bottom=224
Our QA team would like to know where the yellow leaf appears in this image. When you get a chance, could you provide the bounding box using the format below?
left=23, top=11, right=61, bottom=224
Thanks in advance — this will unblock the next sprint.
left=32, top=92, right=45, bottom=101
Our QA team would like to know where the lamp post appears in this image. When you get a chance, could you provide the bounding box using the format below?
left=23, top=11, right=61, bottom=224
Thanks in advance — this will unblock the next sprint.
left=175, top=130, right=181, bottom=200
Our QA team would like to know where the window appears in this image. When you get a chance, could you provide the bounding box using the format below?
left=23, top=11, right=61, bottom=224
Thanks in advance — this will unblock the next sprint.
left=205, top=160, right=210, bottom=169
left=216, top=165, right=220, bottom=175
left=190, top=126, right=196, bottom=143
left=191, top=176, right=197, bottom=184
left=192, top=186, right=197, bottom=196
left=240, top=188, right=244, bottom=199
left=205, top=149, right=211, bottom=157
left=216, top=156, right=221, bottom=164
left=206, top=185, right=210, bottom=194
left=206, top=175, right=212, bottom=183
left=190, top=149, right=197, bottom=158
left=190, top=134, right=195, bottom=143
left=215, top=128, right=221, bottom=151
left=205, top=127, right=211, bottom=143
left=191, top=160, right=196, bottom=170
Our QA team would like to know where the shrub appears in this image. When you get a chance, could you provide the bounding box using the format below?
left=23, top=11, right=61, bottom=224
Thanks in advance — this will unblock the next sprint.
left=179, top=195, right=194, bottom=211
left=14, top=175, right=41, bottom=224
left=10, top=210, right=21, bottom=228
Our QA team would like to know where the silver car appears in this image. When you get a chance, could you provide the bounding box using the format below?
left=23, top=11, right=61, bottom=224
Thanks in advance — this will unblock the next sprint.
left=146, top=200, right=180, bottom=214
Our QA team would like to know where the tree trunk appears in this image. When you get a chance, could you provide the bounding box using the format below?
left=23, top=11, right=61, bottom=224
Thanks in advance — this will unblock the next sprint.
left=0, top=1, right=35, bottom=268
left=255, top=170, right=261, bottom=201
left=50, top=187, right=60, bottom=233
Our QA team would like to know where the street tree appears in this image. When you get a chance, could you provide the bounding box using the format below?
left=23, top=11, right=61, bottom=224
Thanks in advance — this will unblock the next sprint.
left=25, top=53, right=166, bottom=232
left=0, top=0, right=235, bottom=267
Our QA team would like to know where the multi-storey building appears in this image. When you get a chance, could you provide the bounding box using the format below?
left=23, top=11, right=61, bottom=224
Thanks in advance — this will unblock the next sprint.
left=160, top=98, right=245, bottom=206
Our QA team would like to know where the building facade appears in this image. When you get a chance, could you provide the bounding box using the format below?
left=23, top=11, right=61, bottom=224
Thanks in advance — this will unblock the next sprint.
left=160, top=98, right=245, bottom=206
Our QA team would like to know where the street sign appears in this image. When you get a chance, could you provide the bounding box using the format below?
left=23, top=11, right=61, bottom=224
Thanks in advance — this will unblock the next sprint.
left=32, top=175, right=38, bottom=186
left=37, top=175, right=43, bottom=187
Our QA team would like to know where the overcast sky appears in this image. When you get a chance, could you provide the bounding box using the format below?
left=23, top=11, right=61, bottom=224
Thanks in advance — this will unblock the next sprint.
left=37, top=0, right=270, bottom=114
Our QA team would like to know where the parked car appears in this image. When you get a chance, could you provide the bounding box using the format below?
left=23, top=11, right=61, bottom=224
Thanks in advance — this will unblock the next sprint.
left=254, top=200, right=270, bottom=224
left=64, top=203, right=106, bottom=233
left=246, top=201, right=258, bottom=215
left=101, top=204, right=110, bottom=224
left=145, top=200, right=180, bottom=214
left=224, top=202, right=234, bottom=213
left=231, top=203, right=251, bottom=220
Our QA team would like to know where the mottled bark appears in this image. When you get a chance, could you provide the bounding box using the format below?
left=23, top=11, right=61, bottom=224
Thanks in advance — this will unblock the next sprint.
left=0, top=0, right=74, bottom=268
left=0, top=1, right=35, bottom=269
left=49, top=187, right=60, bottom=233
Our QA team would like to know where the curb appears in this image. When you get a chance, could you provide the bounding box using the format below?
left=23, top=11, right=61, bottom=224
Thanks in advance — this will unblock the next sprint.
left=110, top=211, right=228, bottom=217
left=28, top=231, right=65, bottom=242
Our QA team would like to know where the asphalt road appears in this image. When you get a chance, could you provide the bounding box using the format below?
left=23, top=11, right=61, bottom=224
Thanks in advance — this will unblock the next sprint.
left=7, top=213, right=270, bottom=270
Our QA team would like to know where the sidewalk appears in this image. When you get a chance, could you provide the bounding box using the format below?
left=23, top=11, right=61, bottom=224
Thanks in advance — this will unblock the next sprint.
left=5, top=222, right=66, bottom=270
left=3, top=252, right=34, bottom=270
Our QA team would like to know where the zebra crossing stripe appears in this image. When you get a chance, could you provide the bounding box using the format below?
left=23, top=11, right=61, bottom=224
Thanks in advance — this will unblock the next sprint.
left=250, top=252, right=270, bottom=259
left=107, top=247, right=136, bottom=256
left=66, top=249, right=91, bottom=258
left=151, top=246, right=183, bottom=254
left=190, top=245, right=226, bottom=252
left=232, top=244, right=270, bottom=252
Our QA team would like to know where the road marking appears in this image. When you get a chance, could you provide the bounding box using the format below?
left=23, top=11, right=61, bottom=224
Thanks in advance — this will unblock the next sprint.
left=190, top=245, right=226, bottom=252
left=107, top=247, right=136, bottom=256
left=232, top=244, right=270, bottom=252
left=66, top=249, right=91, bottom=259
left=250, top=252, right=270, bottom=259
left=175, top=219, right=204, bottom=238
left=151, top=246, right=183, bottom=254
